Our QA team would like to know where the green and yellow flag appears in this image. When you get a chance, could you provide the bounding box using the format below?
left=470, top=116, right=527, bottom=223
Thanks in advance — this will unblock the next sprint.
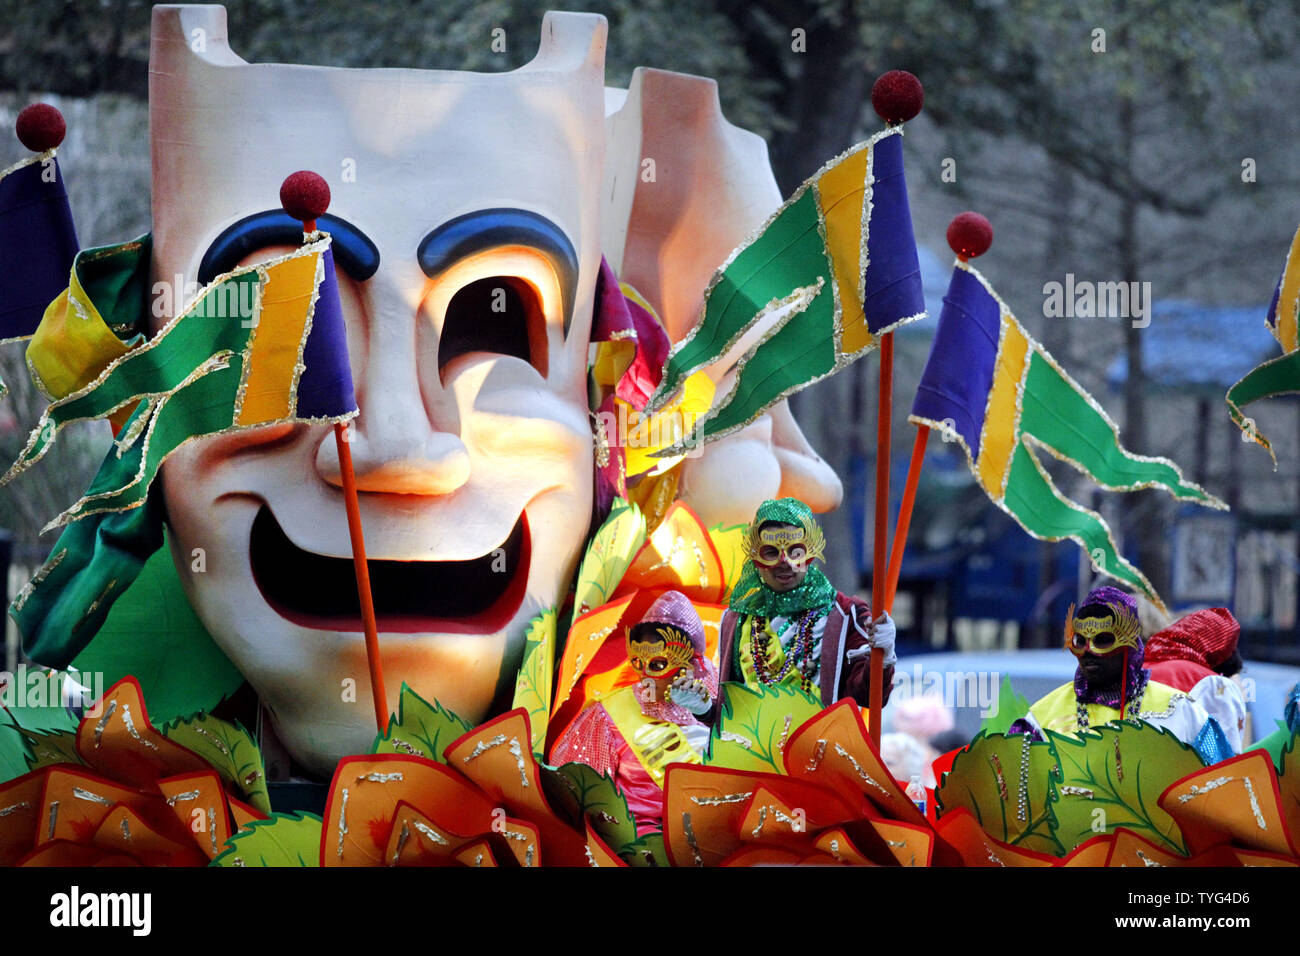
left=910, top=257, right=1226, bottom=613
left=646, top=127, right=926, bottom=451
left=3, top=234, right=357, bottom=530
left=1226, top=221, right=1300, bottom=466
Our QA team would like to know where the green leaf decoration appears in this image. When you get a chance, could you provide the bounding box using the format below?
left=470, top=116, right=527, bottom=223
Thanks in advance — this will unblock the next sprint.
left=163, top=713, right=271, bottom=813
left=621, top=831, right=671, bottom=867
left=707, top=522, right=750, bottom=594
left=935, top=731, right=1064, bottom=856
left=1248, top=721, right=1296, bottom=773
left=704, top=681, right=822, bottom=774
left=980, top=675, right=1031, bottom=737
left=210, top=812, right=323, bottom=867
left=71, top=530, right=244, bottom=724
left=1, top=681, right=80, bottom=783
left=18, top=727, right=85, bottom=774
left=370, top=683, right=472, bottom=763
left=511, top=608, right=557, bottom=757
left=1048, top=722, right=1204, bottom=855
left=548, top=761, right=638, bottom=854
left=572, top=497, right=646, bottom=616
left=0, top=721, right=29, bottom=784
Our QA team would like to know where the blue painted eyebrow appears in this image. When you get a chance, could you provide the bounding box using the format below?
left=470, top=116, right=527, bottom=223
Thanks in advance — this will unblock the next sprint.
left=198, top=211, right=381, bottom=285
left=417, top=208, right=578, bottom=335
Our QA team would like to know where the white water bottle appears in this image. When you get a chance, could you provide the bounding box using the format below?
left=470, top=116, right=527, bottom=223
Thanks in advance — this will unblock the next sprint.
left=906, top=774, right=927, bottom=815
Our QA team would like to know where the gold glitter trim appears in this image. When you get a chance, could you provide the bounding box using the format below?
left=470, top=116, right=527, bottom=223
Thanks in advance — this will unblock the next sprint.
left=682, top=812, right=703, bottom=867
left=1178, top=775, right=1267, bottom=829
left=833, top=742, right=891, bottom=797
left=191, top=725, right=229, bottom=756
left=689, top=791, right=753, bottom=806
left=356, top=771, right=404, bottom=783
left=461, top=733, right=530, bottom=788
left=0, top=148, right=54, bottom=183
left=120, top=703, right=158, bottom=751
left=1060, top=785, right=1095, bottom=798
left=72, top=787, right=111, bottom=805
left=10, top=547, right=66, bottom=613
left=806, top=739, right=828, bottom=772
left=336, top=788, right=349, bottom=859
left=93, top=699, right=116, bottom=748
left=412, top=820, right=448, bottom=846
left=391, top=820, right=410, bottom=865
left=718, top=731, right=753, bottom=750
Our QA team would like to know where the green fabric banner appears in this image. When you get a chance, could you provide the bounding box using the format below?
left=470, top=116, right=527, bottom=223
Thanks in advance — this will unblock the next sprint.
left=1021, top=351, right=1219, bottom=503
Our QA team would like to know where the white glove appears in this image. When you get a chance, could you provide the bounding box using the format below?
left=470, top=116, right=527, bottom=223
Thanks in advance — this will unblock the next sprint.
left=667, top=674, right=713, bottom=714
left=846, top=611, right=897, bottom=667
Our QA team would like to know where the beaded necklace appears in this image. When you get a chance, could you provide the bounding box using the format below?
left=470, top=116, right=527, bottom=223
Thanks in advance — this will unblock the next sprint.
left=1076, top=669, right=1148, bottom=732
left=749, top=609, right=820, bottom=695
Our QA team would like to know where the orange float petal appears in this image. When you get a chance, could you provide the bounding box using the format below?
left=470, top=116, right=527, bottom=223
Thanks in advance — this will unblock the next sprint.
left=785, top=699, right=927, bottom=826
left=0, top=770, right=45, bottom=866
left=445, top=709, right=587, bottom=866
left=1159, top=751, right=1298, bottom=858
left=622, top=501, right=726, bottom=604
left=933, top=808, right=1056, bottom=867
left=322, top=754, right=497, bottom=867
left=92, top=804, right=207, bottom=866
left=74, top=677, right=208, bottom=788
left=157, top=770, right=234, bottom=860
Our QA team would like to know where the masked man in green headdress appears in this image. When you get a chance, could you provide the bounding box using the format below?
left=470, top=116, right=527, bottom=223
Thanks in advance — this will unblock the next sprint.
left=717, top=497, right=896, bottom=710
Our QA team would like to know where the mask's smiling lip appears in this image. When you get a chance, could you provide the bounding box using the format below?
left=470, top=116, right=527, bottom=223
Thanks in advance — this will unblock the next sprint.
left=249, top=504, right=530, bottom=634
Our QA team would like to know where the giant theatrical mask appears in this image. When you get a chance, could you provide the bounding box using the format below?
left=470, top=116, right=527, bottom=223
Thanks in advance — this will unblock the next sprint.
left=148, top=5, right=839, bottom=775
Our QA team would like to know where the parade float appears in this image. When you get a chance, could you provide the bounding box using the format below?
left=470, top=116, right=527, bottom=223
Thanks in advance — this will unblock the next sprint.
left=0, top=4, right=1295, bottom=868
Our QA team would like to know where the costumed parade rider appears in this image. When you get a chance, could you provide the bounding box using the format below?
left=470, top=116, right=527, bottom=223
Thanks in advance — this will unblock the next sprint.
left=550, top=590, right=716, bottom=833
left=1009, top=586, right=1228, bottom=760
left=717, top=497, right=897, bottom=710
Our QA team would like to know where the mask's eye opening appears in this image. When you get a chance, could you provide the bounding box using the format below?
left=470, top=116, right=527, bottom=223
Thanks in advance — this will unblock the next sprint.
left=1069, top=634, right=1088, bottom=653
left=1093, top=632, right=1117, bottom=651
left=438, top=275, right=548, bottom=385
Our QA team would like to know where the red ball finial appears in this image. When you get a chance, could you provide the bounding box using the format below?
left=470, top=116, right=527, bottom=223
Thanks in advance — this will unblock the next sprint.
left=280, top=171, right=331, bottom=227
left=16, top=103, right=66, bottom=153
left=946, top=212, right=993, bottom=261
left=871, top=70, right=923, bottom=125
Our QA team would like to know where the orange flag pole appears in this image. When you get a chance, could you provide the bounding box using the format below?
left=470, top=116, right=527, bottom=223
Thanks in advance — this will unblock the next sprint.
left=884, top=424, right=930, bottom=612
left=282, top=171, right=388, bottom=734
left=334, top=421, right=388, bottom=733
left=869, top=331, right=893, bottom=746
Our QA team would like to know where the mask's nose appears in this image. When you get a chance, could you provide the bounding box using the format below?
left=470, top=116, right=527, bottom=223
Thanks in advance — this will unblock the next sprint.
left=314, top=272, right=471, bottom=495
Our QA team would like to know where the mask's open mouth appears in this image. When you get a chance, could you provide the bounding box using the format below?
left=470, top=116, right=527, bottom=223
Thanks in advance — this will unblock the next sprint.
left=250, top=505, right=530, bottom=634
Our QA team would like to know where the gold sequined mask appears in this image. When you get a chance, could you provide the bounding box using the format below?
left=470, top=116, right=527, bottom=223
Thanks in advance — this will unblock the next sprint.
left=746, top=519, right=825, bottom=570
left=627, top=624, right=695, bottom=679
left=1064, top=602, right=1141, bottom=657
